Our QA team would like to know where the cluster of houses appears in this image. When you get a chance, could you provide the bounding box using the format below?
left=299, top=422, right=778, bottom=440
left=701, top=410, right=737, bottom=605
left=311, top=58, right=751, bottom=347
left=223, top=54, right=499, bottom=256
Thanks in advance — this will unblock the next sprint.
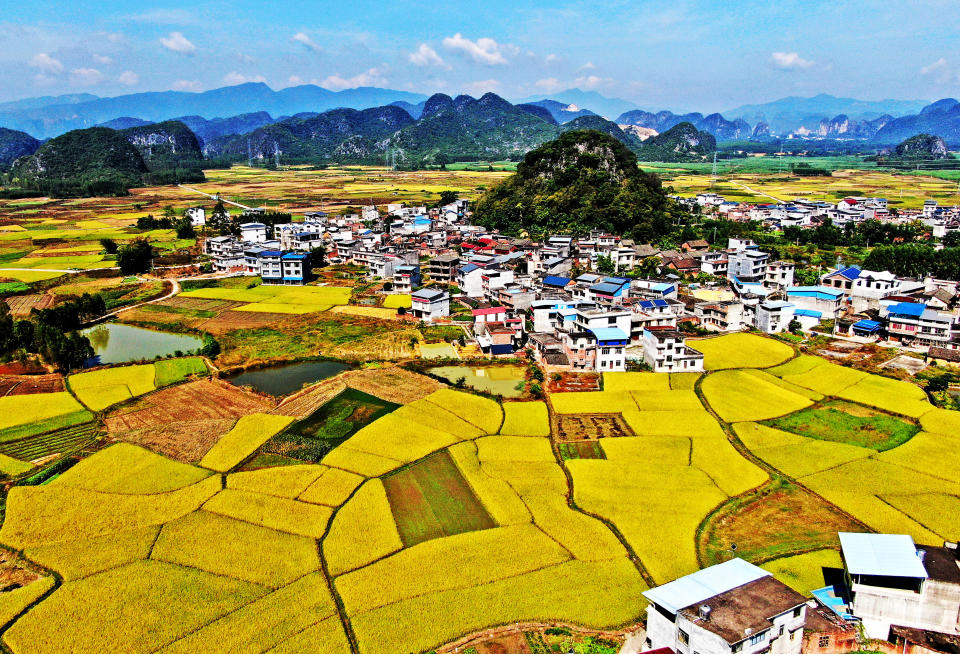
left=684, top=192, right=960, bottom=238
left=641, top=532, right=960, bottom=654
left=195, top=196, right=960, bottom=371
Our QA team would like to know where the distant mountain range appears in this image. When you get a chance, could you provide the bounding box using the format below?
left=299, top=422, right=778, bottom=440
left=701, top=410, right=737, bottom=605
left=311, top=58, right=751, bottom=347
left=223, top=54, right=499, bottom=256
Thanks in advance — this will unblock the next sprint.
left=0, top=83, right=427, bottom=139
left=724, top=93, right=928, bottom=135
left=5, top=82, right=960, bottom=173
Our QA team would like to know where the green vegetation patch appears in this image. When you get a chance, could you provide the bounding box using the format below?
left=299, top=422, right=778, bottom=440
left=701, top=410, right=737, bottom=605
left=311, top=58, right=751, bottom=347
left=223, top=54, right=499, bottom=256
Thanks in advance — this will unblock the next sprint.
left=383, top=449, right=496, bottom=547
left=764, top=400, right=919, bottom=451
left=153, top=356, right=208, bottom=387
left=261, top=388, right=399, bottom=463
left=559, top=441, right=605, bottom=460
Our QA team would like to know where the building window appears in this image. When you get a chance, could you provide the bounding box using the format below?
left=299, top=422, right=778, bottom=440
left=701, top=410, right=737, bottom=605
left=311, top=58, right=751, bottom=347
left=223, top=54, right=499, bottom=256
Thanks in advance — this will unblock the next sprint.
left=678, top=629, right=689, bottom=645
left=793, top=607, right=801, bottom=618
left=749, top=632, right=765, bottom=645
left=818, top=636, right=830, bottom=648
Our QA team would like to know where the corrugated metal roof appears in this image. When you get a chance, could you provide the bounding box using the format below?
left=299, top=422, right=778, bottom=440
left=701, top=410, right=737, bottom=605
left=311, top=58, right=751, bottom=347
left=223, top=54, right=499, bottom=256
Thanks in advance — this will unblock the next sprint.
left=542, top=275, right=572, bottom=287
left=589, top=327, right=628, bottom=341
left=888, top=302, right=926, bottom=317
left=642, top=558, right=770, bottom=614
left=839, top=532, right=927, bottom=578
left=794, top=309, right=822, bottom=317
left=591, top=282, right=624, bottom=294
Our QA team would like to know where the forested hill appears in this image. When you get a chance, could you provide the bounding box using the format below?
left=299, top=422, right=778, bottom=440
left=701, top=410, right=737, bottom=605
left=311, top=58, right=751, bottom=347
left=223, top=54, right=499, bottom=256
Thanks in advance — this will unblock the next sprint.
left=0, top=128, right=40, bottom=169
left=10, top=127, right=149, bottom=196
left=472, top=129, right=688, bottom=240
left=120, top=120, right=204, bottom=169
left=8, top=124, right=205, bottom=197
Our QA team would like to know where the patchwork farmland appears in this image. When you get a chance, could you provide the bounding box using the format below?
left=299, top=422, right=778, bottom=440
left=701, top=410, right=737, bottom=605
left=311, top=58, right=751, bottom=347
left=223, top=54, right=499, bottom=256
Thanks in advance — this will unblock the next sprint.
left=0, top=332, right=957, bottom=653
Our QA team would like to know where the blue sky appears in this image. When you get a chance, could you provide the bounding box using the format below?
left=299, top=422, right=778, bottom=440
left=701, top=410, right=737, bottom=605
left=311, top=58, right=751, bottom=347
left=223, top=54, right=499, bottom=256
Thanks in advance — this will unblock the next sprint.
left=1, top=0, right=959, bottom=111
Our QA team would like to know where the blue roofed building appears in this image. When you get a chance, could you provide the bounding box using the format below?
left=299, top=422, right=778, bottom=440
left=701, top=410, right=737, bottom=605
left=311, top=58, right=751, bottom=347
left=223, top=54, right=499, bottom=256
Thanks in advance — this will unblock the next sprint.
left=786, top=286, right=845, bottom=320
left=884, top=302, right=953, bottom=347
left=259, top=250, right=284, bottom=284
left=588, top=327, right=628, bottom=371
left=280, top=252, right=310, bottom=285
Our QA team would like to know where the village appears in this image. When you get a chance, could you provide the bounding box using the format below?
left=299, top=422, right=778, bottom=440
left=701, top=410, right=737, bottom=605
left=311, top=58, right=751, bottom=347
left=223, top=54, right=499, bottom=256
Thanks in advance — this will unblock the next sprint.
left=194, top=191, right=960, bottom=376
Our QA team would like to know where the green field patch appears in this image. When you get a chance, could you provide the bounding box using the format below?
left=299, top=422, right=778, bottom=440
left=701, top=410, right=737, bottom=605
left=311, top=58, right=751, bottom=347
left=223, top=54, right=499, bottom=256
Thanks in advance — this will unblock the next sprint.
left=559, top=441, right=605, bottom=460
left=153, top=357, right=208, bottom=387
left=764, top=400, right=918, bottom=451
left=383, top=449, right=497, bottom=548
left=0, top=412, right=97, bottom=463
left=261, top=389, right=398, bottom=464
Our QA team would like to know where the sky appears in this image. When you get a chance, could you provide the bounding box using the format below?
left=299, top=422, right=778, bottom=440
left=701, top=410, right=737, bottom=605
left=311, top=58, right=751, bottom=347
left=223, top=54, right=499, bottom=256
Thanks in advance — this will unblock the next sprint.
left=1, top=0, right=959, bottom=112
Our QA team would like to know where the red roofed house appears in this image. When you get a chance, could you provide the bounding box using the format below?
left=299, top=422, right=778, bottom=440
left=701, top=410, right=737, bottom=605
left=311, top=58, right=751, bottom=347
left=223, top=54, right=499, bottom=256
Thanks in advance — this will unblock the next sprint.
left=472, top=306, right=507, bottom=324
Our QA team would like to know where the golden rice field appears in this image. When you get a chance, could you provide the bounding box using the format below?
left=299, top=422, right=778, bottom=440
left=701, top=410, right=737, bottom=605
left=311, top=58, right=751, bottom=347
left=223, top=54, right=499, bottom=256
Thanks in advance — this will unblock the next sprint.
left=2, top=334, right=959, bottom=653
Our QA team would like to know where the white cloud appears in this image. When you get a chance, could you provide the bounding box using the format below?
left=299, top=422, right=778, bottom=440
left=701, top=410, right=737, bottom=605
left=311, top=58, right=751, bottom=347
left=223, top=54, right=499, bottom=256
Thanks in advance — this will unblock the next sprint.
left=93, top=54, right=114, bottom=65
left=442, top=33, right=508, bottom=66
left=321, top=67, right=387, bottom=91
left=770, top=51, right=815, bottom=70
left=160, top=32, right=196, bottom=55
left=70, top=67, right=104, bottom=86
left=29, top=52, right=63, bottom=74
left=287, top=75, right=305, bottom=86
left=534, top=77, right=564, bottom=92
left=574, top=75, right=614, bottom=89
left=223, top=72, right=267, bottom=86
left=545, top=53, right=559, bottom=64
left=236, top=52, right=255, bottom=64
left=578, top=61, right=596, bottom=71
left=409, top=43, right=449, bottom=69
left=463, top=79, right=501, bottom=95
left=118, top=70, right=139, bottom=85
left=921, top=58, right=956, bottom=84
left=172, top=79, right=202, bottom=91
left=292, top=31, right=321, bottom=53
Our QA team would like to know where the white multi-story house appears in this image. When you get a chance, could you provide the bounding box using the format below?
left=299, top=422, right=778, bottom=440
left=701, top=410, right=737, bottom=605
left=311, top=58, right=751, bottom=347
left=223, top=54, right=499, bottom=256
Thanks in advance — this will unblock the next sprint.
left=643, top=558, right=808, bottom=654
left=240, top=222, right=269, bottom=243
left=642, top=328, right=705, bottom=372
left=574, top=307, right=632, bottom=339
left=410, top=288, right=450, bottom=321
left=884, top=302, right=954, bottom=348
left=699, top=251, right=729, bottom=277
left=186, top=207, right=205, bottom=226
left=765, top=261, right=795, bottom=288
left=728, top=249, right=769, bottom=284
left=457, top=263, right=487, bottom=298
left=839, top=532, right=960, bottom=639
left=755, top=300, right=796, bottom=333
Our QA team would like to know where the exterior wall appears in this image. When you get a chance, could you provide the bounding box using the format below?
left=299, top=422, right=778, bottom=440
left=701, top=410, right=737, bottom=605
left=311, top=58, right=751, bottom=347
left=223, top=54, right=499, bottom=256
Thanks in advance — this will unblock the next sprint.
left=851, top=579, right=960, bottom=639
left=801, top=626, right=858, bottom=654
left=646, top=605, right=806, bottom=654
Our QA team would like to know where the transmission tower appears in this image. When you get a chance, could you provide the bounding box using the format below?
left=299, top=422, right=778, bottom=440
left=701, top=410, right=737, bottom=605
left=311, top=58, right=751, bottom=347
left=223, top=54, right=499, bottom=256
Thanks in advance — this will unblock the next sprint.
left=247, top=139, right=253, bottom=167
left=711, top=152, right=718, bottom=186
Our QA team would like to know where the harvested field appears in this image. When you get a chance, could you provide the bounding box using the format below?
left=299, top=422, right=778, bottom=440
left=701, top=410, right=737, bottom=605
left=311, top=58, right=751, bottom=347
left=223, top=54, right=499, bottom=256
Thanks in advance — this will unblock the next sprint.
left=700, top=481, right=867, bottom=567
left=4, top=294, right=53, bottom=317
left=555, top=414, right=633, bottom=441
left=383, top=450, right=496, bottom=547
left=105, top=379, right=275, bottom=462
left=547, top=372, right=600, bottom=393
left=0, top=374, right=64, bottom=396
left=198, top=309, right=291, bottom=334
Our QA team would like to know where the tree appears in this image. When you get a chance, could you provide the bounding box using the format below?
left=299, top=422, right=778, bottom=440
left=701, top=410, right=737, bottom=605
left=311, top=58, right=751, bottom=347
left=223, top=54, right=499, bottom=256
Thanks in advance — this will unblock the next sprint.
left=162, top=205, right=176, bottom=220
left=595, top=255, right=616, bottom=275
left=308, top=245, right=327, bottom=269
left=99, top=238, right=118, bottom=254
left=117, top=238, right=153, bottom=275
left=434, top=190, right=458, bottom=208
left=208, top=200, right=231, bottom=234
left=175, top=217, right=195, bottom=239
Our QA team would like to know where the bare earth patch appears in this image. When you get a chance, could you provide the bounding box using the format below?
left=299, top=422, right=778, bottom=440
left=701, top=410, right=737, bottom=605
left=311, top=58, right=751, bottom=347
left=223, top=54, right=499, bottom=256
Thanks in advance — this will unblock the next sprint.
left=105, top=378, right=275, bottom=462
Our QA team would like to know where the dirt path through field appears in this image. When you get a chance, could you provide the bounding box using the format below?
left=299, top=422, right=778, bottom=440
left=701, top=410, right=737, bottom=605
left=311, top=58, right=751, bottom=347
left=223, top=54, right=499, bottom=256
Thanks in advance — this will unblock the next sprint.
left=730, top=181, right=786, bottom=203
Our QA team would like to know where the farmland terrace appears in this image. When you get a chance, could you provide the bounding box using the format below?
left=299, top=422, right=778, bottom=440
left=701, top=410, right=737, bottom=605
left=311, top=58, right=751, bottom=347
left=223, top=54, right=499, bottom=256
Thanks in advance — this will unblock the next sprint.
left=0, top=333, right=955, bottom=653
